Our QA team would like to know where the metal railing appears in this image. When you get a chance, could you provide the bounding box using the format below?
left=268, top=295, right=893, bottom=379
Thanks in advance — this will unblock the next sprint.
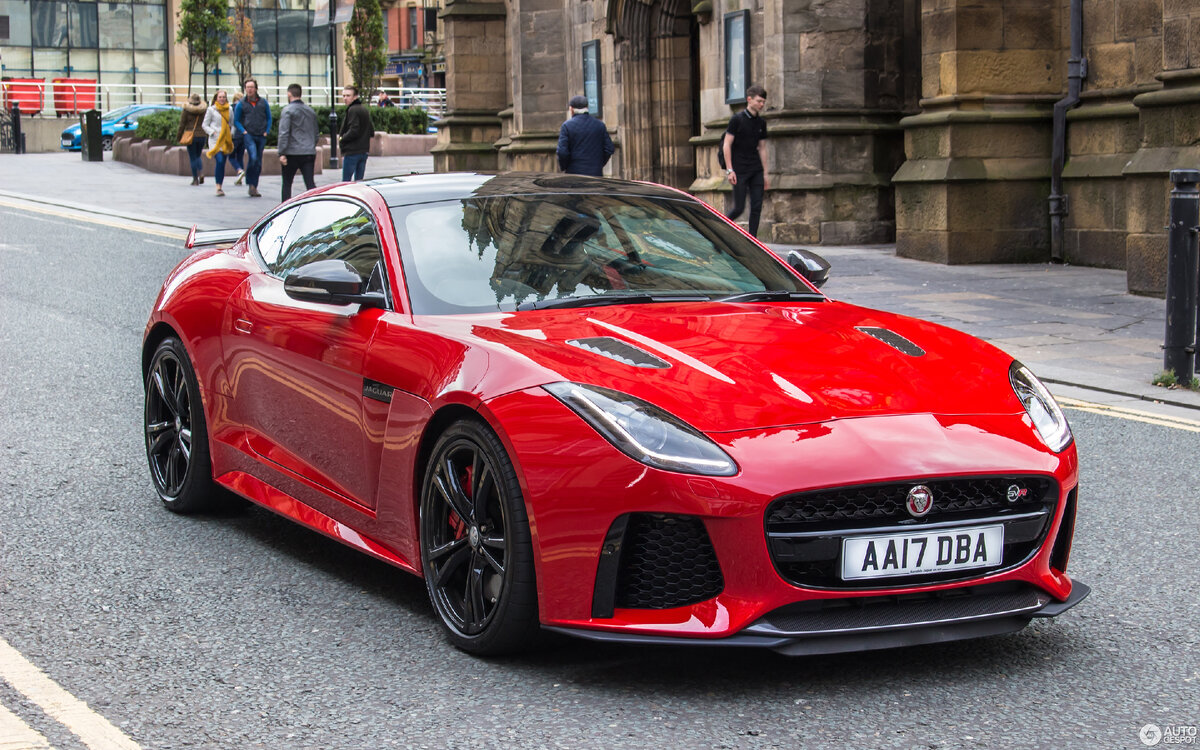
left=2, top=80, right=445, bottom=120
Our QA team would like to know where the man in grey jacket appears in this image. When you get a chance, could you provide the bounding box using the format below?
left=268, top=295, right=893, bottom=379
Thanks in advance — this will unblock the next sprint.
left=277, top=83, right=319, bottom=201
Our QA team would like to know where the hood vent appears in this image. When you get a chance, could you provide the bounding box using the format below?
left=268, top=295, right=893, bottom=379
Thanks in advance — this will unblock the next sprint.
left=856, top=327, right=925, bottom=357
left=567, top=337, right=672, bottom=369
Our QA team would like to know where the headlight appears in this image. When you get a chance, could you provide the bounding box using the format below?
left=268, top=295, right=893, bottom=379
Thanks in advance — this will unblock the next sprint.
left=1010, top=363, right=1072, bottom=452
left=543, top=382, right=738, bottom=476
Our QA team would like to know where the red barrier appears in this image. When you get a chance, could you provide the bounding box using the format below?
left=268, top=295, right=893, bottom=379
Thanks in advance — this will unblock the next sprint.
left=1, top=78, right=46, bottom=115
left=53, top=78, right=97, bottom=115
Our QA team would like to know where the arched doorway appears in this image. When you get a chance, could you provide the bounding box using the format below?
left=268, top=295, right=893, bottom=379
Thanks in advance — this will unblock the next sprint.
left=610, top=0, right=697, bottom=187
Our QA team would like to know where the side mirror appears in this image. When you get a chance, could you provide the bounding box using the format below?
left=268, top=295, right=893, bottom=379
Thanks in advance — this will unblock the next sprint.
left=786, top=249, right=831, bottom=289
left=283, top=259, right=386, bottom=308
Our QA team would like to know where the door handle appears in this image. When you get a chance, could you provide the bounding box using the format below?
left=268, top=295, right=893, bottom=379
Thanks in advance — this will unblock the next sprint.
left=234, top=318, right=253, bottom=334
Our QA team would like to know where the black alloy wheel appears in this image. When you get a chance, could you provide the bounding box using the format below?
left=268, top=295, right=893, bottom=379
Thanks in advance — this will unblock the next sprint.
left=420, top=420, right=538, bottom=655
left=144, top=337, right=217, bottom=513
left=101, top=136, right=113, bottom=151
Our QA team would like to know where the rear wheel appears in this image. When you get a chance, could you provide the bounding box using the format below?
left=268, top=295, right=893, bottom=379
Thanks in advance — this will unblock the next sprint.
left=144, top=337, right=217, bottom=513
left=420, top=419, right=539, bottom=655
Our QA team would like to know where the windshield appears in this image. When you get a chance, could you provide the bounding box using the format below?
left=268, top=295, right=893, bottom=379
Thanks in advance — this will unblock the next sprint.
left=101, top=105, right=139, bottom=122
left=390, top=193, right=809, bottom=314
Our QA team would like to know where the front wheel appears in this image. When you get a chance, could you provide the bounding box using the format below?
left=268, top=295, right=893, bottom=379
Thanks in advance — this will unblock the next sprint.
left=144, top=337, right=217, bottom=513
left=420, top=419, right=539, bottom=655
left=101, top=135, right=113, bottom=151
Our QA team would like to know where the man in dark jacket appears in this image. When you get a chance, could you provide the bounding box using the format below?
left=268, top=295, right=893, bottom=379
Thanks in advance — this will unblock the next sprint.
left=556, top=95, right=614, bottom=177
left=277, top=83, right=319, bottom=201
left=233, top=78, right=271, bottom=198
left=339, top=86, right=374, bottom=182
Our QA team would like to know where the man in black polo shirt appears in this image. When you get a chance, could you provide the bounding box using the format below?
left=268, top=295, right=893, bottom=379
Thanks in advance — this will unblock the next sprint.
left=721, top=84, right=769, bottom=237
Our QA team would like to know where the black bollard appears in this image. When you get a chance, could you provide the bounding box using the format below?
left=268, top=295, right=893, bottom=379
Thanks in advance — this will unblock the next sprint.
left=11, top=104, right=24, bottom=155
left=1164, top=169, right=1200, bottom=383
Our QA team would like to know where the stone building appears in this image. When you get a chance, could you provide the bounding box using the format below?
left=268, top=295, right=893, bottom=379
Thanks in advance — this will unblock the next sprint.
left=432, top=0, right=1200, bottom=295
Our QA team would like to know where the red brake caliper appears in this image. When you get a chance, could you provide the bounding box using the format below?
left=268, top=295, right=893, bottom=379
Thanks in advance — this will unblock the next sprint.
left=448, top=464, right=473, bottom=539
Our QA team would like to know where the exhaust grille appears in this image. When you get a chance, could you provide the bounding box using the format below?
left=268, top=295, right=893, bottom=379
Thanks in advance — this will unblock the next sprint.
left=856, top=326, right=925, bottom=356
left=568, top=337, right=671, bottom=369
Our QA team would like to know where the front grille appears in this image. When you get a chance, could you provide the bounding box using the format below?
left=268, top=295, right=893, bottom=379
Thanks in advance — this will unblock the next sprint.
left=593, top=513, right=724, bottom=615
left=766, top=475, right=1059, bottom=590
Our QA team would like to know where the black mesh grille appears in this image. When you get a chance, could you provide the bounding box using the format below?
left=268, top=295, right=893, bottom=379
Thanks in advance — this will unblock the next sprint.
left=767, top=476, right=1056, bottom=531
left=615, top=514, right=724, bottom=609
left=766, top=475, right=1060, bottom=590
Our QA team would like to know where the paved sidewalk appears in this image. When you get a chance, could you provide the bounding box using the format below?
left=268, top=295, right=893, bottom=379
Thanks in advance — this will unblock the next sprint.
left=1, top=152, right=1195, bottom=412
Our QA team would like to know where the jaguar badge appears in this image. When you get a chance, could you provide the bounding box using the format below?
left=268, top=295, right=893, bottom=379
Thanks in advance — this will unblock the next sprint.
left=906, top=485, right=934, bottom=518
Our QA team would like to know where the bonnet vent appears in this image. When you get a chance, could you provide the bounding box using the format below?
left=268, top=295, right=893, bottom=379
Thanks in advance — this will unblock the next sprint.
left=567, top=337, right=672, bottom=369
left=856, top=327, right=926, bottom=357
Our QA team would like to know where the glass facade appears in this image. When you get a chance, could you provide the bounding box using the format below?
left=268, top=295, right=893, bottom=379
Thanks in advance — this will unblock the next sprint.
left=200, top=0, right=330, bottom=93
left=1, top=0, right=334, bottom=106
left=2, top=0, right=166, bottom=87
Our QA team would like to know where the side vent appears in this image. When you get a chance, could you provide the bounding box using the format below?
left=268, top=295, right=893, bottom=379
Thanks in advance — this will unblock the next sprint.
left=567, top=337, right=671, bottom=369
left=856, top=326, right=926, bottom=357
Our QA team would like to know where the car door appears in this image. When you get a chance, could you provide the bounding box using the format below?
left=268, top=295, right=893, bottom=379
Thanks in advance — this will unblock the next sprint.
left=223, top=197, right=390, bottom=512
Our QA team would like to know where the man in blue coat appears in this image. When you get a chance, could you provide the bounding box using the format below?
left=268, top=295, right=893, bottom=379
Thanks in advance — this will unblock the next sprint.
left=556, top=95, right=614, bottom=177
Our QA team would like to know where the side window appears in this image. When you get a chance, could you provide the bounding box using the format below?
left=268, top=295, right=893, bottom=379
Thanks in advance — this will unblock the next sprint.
left=254, top=206, right=298, bottom=269
left=275, top=199, right=383, bottom=281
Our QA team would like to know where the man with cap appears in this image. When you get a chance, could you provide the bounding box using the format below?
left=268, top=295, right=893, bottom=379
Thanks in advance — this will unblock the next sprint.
left=556, top=95, right=615, bottom=177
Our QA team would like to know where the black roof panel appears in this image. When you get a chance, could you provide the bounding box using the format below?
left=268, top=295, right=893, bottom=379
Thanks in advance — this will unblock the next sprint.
left=367, top=172, right=693, bottom=207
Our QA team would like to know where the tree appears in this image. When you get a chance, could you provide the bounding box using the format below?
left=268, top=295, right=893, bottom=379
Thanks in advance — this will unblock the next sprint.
left=226, top=0, right=255, bottom=87
left=176, top=0, right=231, bottom=100
left=345, top=0, right=387, bottom=98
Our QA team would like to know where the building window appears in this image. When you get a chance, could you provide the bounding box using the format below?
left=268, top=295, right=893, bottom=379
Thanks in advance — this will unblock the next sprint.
left=582, top=40, right=600, bottom=117
left=407, top=5, right=416, bottom=49
left=724, top=9, right=748, bottom=104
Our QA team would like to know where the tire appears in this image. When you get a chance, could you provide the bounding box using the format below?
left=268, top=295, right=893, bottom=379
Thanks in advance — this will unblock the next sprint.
left=101, top=136, right=113, bottom=152
left=420, top=419, right=539, bottom=655
left=144, top=337, right=218, bottom=513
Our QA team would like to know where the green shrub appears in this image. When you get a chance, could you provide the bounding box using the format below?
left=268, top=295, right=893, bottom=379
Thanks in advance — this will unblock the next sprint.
left=135, top=110, right=182, bottom=142
left=134, top=102, right=428, bottom=147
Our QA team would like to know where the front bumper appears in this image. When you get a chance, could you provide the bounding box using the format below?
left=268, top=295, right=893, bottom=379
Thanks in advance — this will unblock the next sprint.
left=548, top=580, right=1090, bottom=655
left=487, top=389, right=1082, bottom=641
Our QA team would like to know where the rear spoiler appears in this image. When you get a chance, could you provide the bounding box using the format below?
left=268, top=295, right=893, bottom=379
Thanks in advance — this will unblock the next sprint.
left=185, top=225, right=247, bottom=249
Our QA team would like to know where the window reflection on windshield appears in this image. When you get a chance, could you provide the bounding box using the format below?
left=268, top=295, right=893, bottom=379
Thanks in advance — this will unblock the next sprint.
left=392, top=194, right=804, bottom=314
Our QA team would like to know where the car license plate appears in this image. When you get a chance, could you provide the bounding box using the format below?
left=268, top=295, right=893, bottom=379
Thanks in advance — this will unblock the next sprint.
left=841, top=525, right=1003, bottom=580
left=62, top=138, right=74, bottom=146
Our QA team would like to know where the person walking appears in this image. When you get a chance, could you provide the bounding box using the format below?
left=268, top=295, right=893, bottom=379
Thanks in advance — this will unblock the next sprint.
left=177, top=93, right=208, bottom=186
left=229, top=91, right=246, bottom=185
left=338, top=86, right=374, bottom=182
left=721, top=84, right=769, bottom=238
left=556, top=95, right=614, bottom=177
left=203, top=90, right=235, bottom=197
left=234, top=79, right=271, bottom=197
left=277, top=83, right=319, bottom=202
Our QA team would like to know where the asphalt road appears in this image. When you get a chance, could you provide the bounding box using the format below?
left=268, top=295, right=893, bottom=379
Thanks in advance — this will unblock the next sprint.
left=0, top=209, right=1197, bottom=750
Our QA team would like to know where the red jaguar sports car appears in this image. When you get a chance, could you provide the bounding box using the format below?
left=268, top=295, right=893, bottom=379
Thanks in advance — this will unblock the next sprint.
left=143, top=172, right=1088, bottom=656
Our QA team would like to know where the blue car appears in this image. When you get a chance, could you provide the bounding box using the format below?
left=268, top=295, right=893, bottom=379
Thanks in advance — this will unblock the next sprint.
left=59, top=104, right=179, bottom=151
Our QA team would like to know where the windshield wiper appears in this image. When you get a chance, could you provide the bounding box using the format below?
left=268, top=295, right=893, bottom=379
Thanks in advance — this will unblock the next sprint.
left=716, top=290, right=825, bottom=303
left=517, top=292, right=709, bottom=311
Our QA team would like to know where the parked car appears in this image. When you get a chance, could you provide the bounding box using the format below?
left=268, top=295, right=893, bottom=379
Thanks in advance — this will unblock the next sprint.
left=60, top=103, right=179, bottom=151
left=142, top=172, right=1087, bottom=656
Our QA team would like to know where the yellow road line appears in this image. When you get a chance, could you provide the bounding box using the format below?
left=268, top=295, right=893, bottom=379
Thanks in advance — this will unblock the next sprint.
left=1058, top=396, right=1200, bottom=433
left=0, top=637, right=141, bottom=750
left=0, top=702, right=52, bottom=750
left=0, top=199, right=186, bottom=240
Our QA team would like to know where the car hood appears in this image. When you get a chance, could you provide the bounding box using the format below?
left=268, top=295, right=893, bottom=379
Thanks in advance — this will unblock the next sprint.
left=431, top=299, right=1025, bottom=432
left=61, top=123, right=81, bottom=135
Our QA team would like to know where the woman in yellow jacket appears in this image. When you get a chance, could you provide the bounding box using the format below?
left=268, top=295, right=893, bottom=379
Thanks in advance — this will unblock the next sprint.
left=203, top=90, right=235, bottom=197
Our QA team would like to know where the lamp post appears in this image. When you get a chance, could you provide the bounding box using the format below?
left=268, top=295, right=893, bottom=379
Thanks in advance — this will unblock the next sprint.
left=328, top=0, right=339, bottom=168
